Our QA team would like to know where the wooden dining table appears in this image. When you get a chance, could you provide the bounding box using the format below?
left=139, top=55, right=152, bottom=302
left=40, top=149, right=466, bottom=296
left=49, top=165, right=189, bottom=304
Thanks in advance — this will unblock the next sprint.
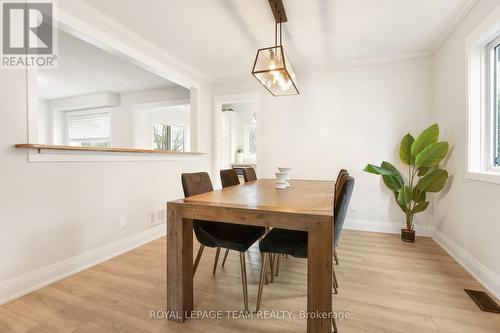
left=166, top=179, right=335, bottom=333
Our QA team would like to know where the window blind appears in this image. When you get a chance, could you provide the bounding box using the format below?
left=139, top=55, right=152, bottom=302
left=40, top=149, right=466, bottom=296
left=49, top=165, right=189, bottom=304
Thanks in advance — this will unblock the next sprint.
left=68, top=112, right=111, bottom=140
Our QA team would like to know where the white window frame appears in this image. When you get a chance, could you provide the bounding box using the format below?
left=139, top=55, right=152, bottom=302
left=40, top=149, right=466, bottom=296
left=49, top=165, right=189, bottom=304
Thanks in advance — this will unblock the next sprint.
left=66, top=109, right=112, bottom=147
left=484, top=37, right=500, bottom=171
left=466, top=10, right=500, bottom=184
left=490, top=38, right=500, bottom=171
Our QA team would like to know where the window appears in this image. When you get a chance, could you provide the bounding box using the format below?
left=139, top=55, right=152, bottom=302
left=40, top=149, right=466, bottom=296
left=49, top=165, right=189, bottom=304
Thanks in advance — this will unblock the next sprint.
left=467, top=23, right=500, bottom=183
left=244, top=124, right=256, bottom=159
left=152, top=124, right=186, bottom=152
left=67, top=110, right=111, bottom=147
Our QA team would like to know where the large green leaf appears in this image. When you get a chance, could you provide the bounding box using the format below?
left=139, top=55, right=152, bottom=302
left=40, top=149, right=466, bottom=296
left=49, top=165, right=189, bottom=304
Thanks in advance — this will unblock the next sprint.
left=415, top=142, right=449, bottom=168
left=399, top=134, right=415, bottom=165
left=381, top=161, right=404, bottom=187
left=411, top=201, right=429, bottom=215
left=411, top=124, right=439, bottom=157
left=383, top=175, right=402, bottom=191
left=365, top=162, right=405, bottom=191
left=413, top=187, right=426, bottom=202
left=394, top=192, right=408, bottom=213
left=363, top=164, right=395, bottom=176
left=418, top=167, right=430, bottom=176
left=397, top=186, right=413, bottom=206
left=416, top=169, right=449, bottom=193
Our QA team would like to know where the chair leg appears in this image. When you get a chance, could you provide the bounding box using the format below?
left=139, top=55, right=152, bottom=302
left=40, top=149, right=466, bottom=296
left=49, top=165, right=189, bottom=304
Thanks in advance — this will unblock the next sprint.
left=332, top=316, right=338, bottom=332
left=193, top=245, right=205, bottom=277
left=213, top=248, right=221, bottom=274
left=221, top=248, right=230, bottom=267
left=256, top=253, right=268, bottom=312
left=275, top=254, right=281, bottom=276
left=269, top=254, right=275, bottom=283
left=333, top=248, right=339, bottom=265
left=261, top=253, right=269, bottom=285
left=332, top=267, right=339, bottom=294
left=239, top=252, right=249, bottom=313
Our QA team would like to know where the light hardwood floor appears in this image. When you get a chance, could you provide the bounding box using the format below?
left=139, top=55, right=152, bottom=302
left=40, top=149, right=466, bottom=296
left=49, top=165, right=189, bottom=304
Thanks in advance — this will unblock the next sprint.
left=1, top=230, right=499, bottom=333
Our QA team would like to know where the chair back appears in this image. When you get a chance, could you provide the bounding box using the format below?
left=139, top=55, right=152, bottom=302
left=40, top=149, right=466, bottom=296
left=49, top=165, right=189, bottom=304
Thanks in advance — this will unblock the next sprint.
left=334, top=176, right=354, bottom=248
left=242, top=167, right=257, bottom=182
left=334, top=169, right=349, bottom=208
left=220, top=169, right=240, bottom=188
left=181, top=172, right=214, bottom=197
left=181, top=172, right=218, bottom=247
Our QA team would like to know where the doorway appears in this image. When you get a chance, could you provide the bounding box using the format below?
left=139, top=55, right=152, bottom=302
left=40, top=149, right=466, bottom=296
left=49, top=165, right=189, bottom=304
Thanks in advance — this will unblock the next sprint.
left=213, top=93, right=261, bottom=188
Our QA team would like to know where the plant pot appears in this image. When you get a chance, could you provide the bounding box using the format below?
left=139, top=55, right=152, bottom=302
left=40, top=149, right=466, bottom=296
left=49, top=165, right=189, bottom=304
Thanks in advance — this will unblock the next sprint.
left=401, top=229, right=415, bottom=242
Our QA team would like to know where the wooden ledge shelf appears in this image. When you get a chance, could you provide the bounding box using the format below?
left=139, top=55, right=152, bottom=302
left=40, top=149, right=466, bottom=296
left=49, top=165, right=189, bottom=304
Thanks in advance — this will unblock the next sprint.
left=15, top=144, right=206, bottom=155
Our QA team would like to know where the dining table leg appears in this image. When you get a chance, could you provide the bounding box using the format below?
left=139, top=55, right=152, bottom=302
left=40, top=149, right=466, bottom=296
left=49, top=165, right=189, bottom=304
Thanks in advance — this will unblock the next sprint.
left=167, top=204, right=193, bottom=322
left=307, top=220, right=333, bottom=333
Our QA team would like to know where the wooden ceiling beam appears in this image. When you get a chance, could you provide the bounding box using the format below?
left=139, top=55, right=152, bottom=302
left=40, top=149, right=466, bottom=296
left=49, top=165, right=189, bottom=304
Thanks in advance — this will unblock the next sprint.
left=268, top=0, right=287, bottom=23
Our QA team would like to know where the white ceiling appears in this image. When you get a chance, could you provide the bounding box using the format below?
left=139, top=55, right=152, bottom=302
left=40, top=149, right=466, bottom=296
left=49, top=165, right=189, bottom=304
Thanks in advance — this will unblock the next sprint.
left=38, top=30, right=178, bottom=100
left=80, top=0, right=475, bottom=82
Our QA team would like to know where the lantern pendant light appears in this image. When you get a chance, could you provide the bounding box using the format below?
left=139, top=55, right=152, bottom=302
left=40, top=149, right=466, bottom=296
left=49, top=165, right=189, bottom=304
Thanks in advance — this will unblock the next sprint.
left=252, top=0, right=299, bottom=96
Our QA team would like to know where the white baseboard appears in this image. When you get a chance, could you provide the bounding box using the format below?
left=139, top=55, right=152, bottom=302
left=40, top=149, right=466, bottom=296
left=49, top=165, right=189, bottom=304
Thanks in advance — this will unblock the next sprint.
left=432, top=229, right=500, bottom=300
left=344, top=218, right=431, bottom=236
left=0, top=224, right=166, bottom=305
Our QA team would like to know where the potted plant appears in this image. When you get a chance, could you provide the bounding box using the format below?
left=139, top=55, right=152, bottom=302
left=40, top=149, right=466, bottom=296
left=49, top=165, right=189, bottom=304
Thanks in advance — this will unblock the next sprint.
left=364, top=124, right=450, bottom=242
left=236, top=147, right=244, bottom=163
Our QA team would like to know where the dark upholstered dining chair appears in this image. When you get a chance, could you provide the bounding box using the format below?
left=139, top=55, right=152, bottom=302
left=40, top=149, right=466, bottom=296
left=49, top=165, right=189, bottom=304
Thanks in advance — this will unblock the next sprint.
left=220, top=168, right=240, bottom=188
left=333, top=168, right=348, bottom=265
left=242, top=167, right=257, bottom=182
left=181, top=172, right=266, bottom=312
left=255, top=175, right=355, bottom=331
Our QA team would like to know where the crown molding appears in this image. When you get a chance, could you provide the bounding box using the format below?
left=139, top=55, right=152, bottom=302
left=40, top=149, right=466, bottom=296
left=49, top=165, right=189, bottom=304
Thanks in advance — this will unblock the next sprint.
left=339, top=51, right=432, bottom=68
left=431, top=0, right=479, bottom=53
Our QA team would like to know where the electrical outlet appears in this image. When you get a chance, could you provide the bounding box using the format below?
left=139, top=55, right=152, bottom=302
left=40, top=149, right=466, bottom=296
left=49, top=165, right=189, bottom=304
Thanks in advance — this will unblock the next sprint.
left=150, top=208, right=166, bottom=226
left=119, top=217, right=127, bottom=229
left=350, top=203, right=358, bottom=212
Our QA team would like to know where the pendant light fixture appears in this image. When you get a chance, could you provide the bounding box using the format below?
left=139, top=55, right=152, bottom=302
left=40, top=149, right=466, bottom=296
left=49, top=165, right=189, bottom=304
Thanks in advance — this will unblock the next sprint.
left=252, top=0, right=299, bottom=96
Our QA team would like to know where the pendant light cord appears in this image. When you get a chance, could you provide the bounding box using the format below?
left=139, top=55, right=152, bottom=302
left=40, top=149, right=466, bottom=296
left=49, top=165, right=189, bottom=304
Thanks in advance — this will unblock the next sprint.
left=280, top=22, right=283, bottom=46
left=274, top=22, right=283, bottom=47
left=274, top=23, right=278, bottom=46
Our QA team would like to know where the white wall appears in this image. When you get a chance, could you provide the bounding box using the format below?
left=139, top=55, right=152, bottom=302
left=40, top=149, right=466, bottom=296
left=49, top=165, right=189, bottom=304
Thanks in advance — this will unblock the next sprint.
left=0, top=1, right=213, bottom=303
left=432, top=0, right=500, bottom=298
left=214, top=57, right=433, bottom=234
left=37, top=99, right=50, bottom=143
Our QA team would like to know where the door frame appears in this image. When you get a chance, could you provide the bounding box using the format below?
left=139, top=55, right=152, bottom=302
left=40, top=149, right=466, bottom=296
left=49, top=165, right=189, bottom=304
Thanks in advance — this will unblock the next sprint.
left=213, top=93, right=262, bottom=188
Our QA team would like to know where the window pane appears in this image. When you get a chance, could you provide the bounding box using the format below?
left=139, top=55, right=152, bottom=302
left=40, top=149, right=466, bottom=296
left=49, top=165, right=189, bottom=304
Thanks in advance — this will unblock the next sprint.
left=496, top=45, right=500, bottom=166
left=170, top=126, right=185, bottom=152
left=248, top=127, right=257, bottom=154
left=152, top=124, right=169, bottom=150
left=152, top=124, right=185, bottom=151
